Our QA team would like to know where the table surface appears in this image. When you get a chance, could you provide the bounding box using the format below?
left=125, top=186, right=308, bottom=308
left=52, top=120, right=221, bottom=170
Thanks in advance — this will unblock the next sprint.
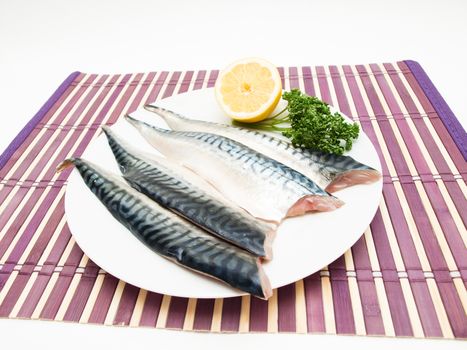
left=1, top=0, right=465, bottom=348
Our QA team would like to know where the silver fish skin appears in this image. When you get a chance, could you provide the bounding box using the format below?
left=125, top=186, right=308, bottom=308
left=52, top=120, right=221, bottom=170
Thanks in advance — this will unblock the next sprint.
left=144, top=105, right=381, bottom=193
left=101, top=126, right=276, bottom=260
left=125, top=115, right=344, bottom=223
left=57, top=158, right=272, bottom=299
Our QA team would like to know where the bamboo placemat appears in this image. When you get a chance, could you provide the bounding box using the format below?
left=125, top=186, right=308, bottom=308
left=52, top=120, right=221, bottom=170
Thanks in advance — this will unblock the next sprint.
left=0, top=61, right=465, bottom=338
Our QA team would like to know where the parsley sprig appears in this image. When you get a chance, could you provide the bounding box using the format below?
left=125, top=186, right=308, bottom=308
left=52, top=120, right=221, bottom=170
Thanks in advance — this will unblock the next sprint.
left=234, top=89, right=359, bottom=155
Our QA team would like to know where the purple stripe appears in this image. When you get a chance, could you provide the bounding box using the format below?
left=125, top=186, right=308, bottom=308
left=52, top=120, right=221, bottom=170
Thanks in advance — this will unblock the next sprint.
left=386, top=66, right=466, bottom=162
left=0, top=74, right=101, bottom=213
left=404, top=61, right=466, bottom=160
left=62, top=72, right=156, bottom=324
left=193, top=71, right=206, bottom=90
left=0, top=198, right=65, bottom=315
left=370, top=209, right=413, bottom=336
left=39, top=243, right=84, bottom=319
left=127, top=72, right=157, bottom=113
left=301, top=66, right=315, bottom=96
left=277, top=67, right=285, bottom=88
left=356, top=65, right=412, bottom=176
left=332, top=68, right=386, bottom=335
left=382, top=184, right=425, bottom=268
left=329, top=66, right=352, bottom=116
left=435, top=281, right=467, bottom=337
left=398, top=62, right=466, bottom=168
left=192, top=299, right=214, bottom=331
left=329, top=256, right=356, bottom=334
left=401, top=183, right=449, bottom=266
left=60, top=74, right=136, bottom=166
left=21, top=199, right=65, bottom=266
left=303, top=272, right=325, bottom=333
left=249, top=297, right=268, bottom=332
left=423, top=181, right=466, bottom=269
left=0, top=187, right=59, bottom=259
left=162, top=71, right=182, bottom=99
left=165, top=297, right=189, bottom=329
left=24, top=75, right=121, bottom=187
left=370, top=64, right=466, bottom=271
left=427, top=118, right=466, bottom=172
left=316, top=66, right=332, bottom=105
left=87, top=274, right=119, bottom=324
left=355, top=66, right=455, bottom=271
left=138, top=292, right=163, bottom=327
left=277, top=282, right=296, bottom=332
left=343, top=66, right=411, bottom=335
left=344, top=66, right=412, bottom=335
left=288, top=67, right=299, bottom=89
left=444, top=181, right=467, bottom=225
left=220, top=297, right=241, bottom=332
left=370, top=63, right=432, bottom=175
left=56, top=73, right=149, bottom=323
left=112, top=284, right=140, bottom=325
left=0, top=187, right=62, bottom=269
left=51, top=74, right=107, bottom=126
left=0, top=72, right=81, bottom=171
left=408, top=277, right=443, bottom=337
left=207, top=70, right=219, bottom=88
left=16, top=274, right=51, bottom=318
left=178, top=71, right=194, bottom=94
left=160, top=71, right=180, bottom=99
left=385, top=63, right=466, bottom=223
left=351, top=237, right=385, bottom=335
left=317, top=68, right=355, bottom=334
left=342, top=66, right=389, bottom=175
left=0, top=188, right=44, bottom=258
left=0, top=274, right=30, bottom=316
left=145, top=71, right=169, bottom=103
left=62, top=260, right=100, bottom=322
left=0, top=74, right=95, bottom=204
left=18, top=208, right=71, bottom=317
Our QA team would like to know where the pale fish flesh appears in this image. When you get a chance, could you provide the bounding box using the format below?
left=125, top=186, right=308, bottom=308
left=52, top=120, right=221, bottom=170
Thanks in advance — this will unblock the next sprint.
left=125, top=115, right=344, bottom=223
left=145, top=105, right=381, bottom=193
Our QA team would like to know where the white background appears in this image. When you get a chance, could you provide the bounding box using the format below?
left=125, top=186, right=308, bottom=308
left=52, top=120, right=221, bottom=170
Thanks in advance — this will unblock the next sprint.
left=0, top=0, right=465, bottom=348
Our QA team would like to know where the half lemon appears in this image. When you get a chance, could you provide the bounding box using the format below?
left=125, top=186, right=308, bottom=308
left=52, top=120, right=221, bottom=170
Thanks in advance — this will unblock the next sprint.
left=215, top=57, right=282, bottom=123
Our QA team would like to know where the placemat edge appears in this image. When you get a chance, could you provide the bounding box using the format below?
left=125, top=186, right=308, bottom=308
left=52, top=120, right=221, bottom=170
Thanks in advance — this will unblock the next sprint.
left=0, top=71, right=82, bottom=171
left=403, top=60, right=466, bottom=160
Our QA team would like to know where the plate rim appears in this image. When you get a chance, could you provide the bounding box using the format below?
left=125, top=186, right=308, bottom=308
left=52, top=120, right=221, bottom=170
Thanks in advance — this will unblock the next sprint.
left=64, top=87, right=383, bottom=299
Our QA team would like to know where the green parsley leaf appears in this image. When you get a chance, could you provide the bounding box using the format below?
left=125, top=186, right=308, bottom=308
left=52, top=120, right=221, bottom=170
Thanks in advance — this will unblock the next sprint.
left=233, top=89, right=359, bottom=155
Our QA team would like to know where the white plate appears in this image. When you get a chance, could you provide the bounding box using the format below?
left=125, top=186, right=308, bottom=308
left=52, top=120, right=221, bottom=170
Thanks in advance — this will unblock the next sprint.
left=65, top=88, right=383, bottom=299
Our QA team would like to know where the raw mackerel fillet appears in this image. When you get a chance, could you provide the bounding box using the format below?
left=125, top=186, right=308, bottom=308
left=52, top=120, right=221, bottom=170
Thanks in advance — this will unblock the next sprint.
left=145, top=105, right=381, bottom=193
left=102, top=126, right=276, bottom=260
left=57, top=158, right=272, bottom=299
left=126, top=115, right=344, bottom=223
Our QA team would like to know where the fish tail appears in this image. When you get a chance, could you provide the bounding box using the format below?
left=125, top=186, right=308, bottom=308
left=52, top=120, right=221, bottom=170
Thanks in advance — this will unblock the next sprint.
left=143, top=105, right=190, bottom=131
left=56, top=158, right=76, bottom=173
left=143, top=104, right=172, bottom=117
left=125, top=114, right=172, bottom=135
left=144, top=105, right=187, bottom=120
left=325, top=168, right=382, bottom=193
left=124, top=114, right=142, bottom=129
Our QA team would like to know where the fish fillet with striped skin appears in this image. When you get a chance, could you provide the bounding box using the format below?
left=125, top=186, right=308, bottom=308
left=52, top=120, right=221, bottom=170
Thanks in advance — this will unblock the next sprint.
left=145, top=105, right=381, bottom=192
left=57, top=158, right=272, bottom=299
left=125, top=115, right=344, bottom=223
left=102, top=126, right=276, bottom=260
